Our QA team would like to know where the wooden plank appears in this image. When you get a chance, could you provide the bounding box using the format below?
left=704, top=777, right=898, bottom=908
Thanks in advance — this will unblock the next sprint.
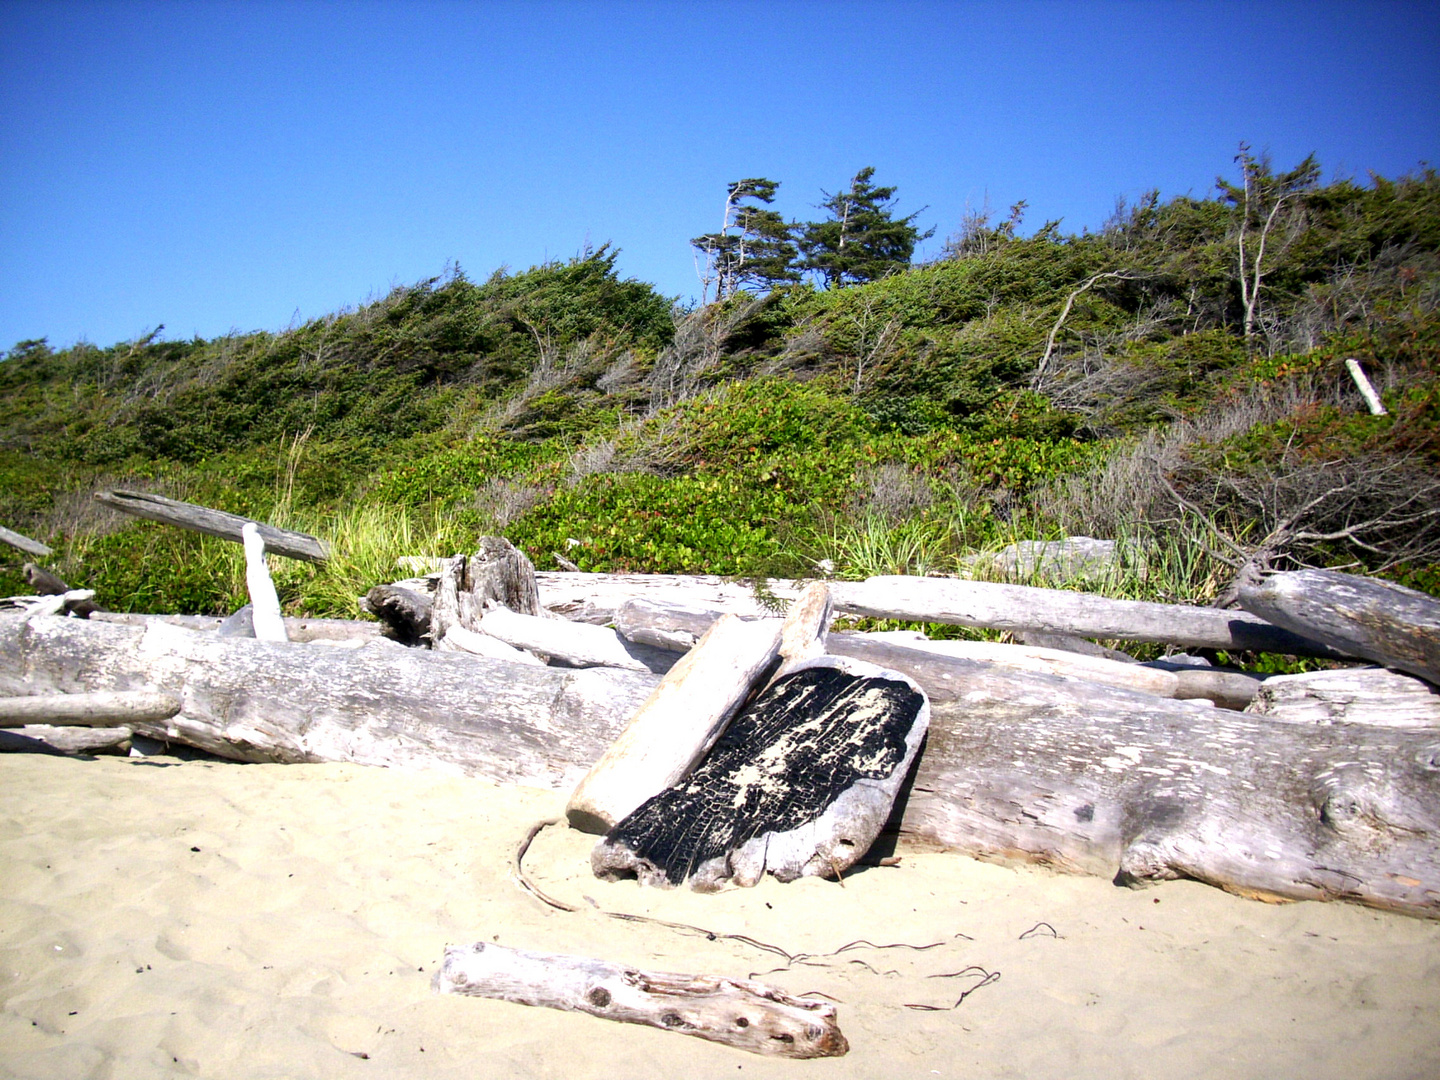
left=831, top=576, right=1339, bottom=656
left=0, top=524, right=52, bottom=557
left=1240, top=570, right=1440, bottom=686
left=0, top=691, right=180, bottom=727
left=93, top=490, right=328, bottom=562
left=435, top=941, right=846, bottom=1058
left=594, top=655, right=929, bottom=891
left=565, top=615, right=783, bottom=834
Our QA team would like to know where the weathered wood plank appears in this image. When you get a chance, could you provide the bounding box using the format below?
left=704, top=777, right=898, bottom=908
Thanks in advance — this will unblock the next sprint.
left=93, top=490, right=328, bottom=562
left=0, top=691, right=179, bottom=727
left=831, top=576, right=1339, bottom=655
left=1239, top=570, right=1440, bottom=686
left=434, top=941, right=846, bottom=1058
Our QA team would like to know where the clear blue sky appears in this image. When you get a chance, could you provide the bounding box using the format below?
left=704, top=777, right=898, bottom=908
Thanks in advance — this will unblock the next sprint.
left=2, top=0, right=1437, bottom=351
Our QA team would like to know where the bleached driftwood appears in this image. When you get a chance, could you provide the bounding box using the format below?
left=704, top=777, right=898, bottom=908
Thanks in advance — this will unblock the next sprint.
left=1246, top=667, right=1440, bottom=727
left=478, top=607, right=659, bottom=672
left=0, top=524, right=52, bottom=558
left=0, top=725, right=132, bottom=755
left=94, top=490, right=328, bottom=562
left=1, top=589, right=96, bottom=618
left=434, top=941, right=846, bottom=1058
left=0, top=613, right=654, bottom=789
left=594, top=655, right=929, bottom=891
left=534, top=572, right=803, bottom=625
left=566, top=615, right=783, bottom=834
left=1345, top=358, right=1388, bottom=416
left=1137, top=661, right=1264, bottom=710
left=440, top=624, right=546, bottom=665
left=775, top=581, right=833, bottom=673
left=0, top=691, right=179, bottom=727
left=831, top=576, right=1338, bottom=655
left=1240, top=570, right=1440, bottom=686
left=87, top=611, right=383, bottom=643
left=241, top=523, right=288, bottom=642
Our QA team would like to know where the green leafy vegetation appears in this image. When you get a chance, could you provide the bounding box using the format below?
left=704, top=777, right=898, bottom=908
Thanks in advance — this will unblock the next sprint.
left=3, top=155, right=1437, bottom=626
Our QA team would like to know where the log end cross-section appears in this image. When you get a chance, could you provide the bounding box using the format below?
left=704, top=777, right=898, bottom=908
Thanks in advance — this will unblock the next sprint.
left=593, top=656, right=929, bottom=891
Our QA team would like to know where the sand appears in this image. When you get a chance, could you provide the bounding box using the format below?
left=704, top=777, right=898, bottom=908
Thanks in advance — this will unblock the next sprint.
left=1, top=753, right=1437, bottom=1079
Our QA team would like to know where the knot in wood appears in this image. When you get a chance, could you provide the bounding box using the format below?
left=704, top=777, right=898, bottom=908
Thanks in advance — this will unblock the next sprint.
left=586, top=986, right=612, bottom=1009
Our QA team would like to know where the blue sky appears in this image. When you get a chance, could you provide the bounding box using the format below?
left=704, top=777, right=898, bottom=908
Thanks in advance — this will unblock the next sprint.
left=2, top=0, right=1437, bottom=351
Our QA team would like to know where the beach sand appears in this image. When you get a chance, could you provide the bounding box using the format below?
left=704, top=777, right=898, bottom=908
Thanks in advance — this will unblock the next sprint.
left=1, top=753, right=1437, bottom=1079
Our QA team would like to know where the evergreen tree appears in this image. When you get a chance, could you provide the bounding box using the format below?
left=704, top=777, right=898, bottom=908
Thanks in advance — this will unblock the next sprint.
left=691, top=178, right=800, bottom=302
left=797, top=167, right=933, bottom=288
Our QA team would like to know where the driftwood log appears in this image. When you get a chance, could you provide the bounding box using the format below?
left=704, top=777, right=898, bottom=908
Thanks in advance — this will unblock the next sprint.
left=831, top=576, right=1339, bottom=656
left=94, top=489, right=328, bottom=562
left=5, top=612, right=1439, bottom=917
left=434, top=941, right=846, bottom=1058
left=478, top=607, right=666, bottom=673
left=0, top=725, right=132, bottom=755
left=1240, top=569, right=1440, bottom=686
left=1246, top=667, right=1440, bottom=727
left=0, top=524, right=52, bottom=557
left=533, top=572, right=802, bottom=625
left=88, top=611, right=384, bottom=643
left=0, top=690, right=179, bottom=726
left=594, top=655, right=929, bottom=891
left=566, top=615, right=783, bottom=833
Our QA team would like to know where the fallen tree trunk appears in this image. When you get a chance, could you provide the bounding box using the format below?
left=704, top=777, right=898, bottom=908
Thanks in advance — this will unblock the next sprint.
left=434, top=941, right=847, bottom=1058
left=830, top=576, right=1340, bottom=656
left=1246, top=667, right=1440, bottom=727
left=0, top=691, right=179, bottom=726
left=5, top=611, right=1437, bottom=918
left=0, top=725, right=132, bottom=755
left=0, top=613, right=654, bottom=790
left=1240, top=570, right=1440, bottom=686
left=94, top=490, right=329, bottom=562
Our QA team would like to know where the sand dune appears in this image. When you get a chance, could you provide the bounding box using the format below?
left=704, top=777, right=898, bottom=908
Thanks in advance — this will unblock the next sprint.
left=2, top=753, right=1437, bottom=1079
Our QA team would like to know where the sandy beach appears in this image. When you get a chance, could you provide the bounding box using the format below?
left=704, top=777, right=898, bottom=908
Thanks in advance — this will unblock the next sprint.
left=2, top=752, right=1437, bottom=1079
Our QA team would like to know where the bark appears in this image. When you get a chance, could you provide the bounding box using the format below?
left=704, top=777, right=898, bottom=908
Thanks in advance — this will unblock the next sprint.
left=434, top=941, right=846, bottom=1059
left=594, top=655, right=929, bottom=891
left=0, top=613, right=654, bottom=790
left=566, top=615, right=783, bottom=834
left=93, top=490, right=328, bottom=562
left=0, top=725, right=132, bottom=755
left=831, top=576, right=1339, bottom=656
left=1239, top=569, right=1440, bottom=686
left=0, top=690, right=179, bottom=726
left=1246, top=667, right=1440, bottom=727
left=0, top=524, right=52, bottom=558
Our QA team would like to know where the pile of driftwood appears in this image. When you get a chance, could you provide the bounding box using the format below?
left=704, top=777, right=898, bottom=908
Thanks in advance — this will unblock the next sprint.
left=2, top=493, right=1439, bottom=925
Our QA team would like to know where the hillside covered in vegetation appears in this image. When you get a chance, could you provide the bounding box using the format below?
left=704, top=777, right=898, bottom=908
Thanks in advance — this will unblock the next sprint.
left=3, top=156, right=1438, bottom=630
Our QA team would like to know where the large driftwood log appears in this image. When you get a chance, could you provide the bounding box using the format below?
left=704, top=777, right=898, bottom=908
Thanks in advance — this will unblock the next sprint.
left=434, top=941, right=846, bottom=1058
left=566, top=615, right=784, bottom=834
left=831, top=576, right=1339, bottom=655
left=594, top=655, right=929, bottom=891
left=1239, top=569, right=1440, bottom=686
left=0, top=613, right=654, bottom=789
left=1246, top=667, right=1440, bottom=727
left=0, top=524, right=52, bottom=557
left=0, top=691, right=179, bottom=726
left=94, top=490, right=328, bottom=562
left=0, top=725, right=132, bottom=755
